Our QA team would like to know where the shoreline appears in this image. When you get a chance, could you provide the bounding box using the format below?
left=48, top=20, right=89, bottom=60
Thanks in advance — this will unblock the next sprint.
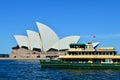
left=0, top=58, right=48, bottom=60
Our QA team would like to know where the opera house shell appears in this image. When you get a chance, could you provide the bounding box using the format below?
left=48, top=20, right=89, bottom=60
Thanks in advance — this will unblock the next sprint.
left=10, top=22, right=80, bottom=58
left=14, top=22, right=80, bottom=52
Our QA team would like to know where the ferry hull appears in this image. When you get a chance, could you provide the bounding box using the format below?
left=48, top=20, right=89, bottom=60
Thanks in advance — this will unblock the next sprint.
left=40, top=60, right=120, bottom=69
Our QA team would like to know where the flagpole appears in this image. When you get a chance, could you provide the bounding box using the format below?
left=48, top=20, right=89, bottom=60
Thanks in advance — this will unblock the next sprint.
left=90, top=35, right=96, bottom=43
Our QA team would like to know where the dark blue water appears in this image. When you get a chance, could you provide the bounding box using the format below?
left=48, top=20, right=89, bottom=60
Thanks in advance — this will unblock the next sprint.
left=0, top=60, right=120, bottom=80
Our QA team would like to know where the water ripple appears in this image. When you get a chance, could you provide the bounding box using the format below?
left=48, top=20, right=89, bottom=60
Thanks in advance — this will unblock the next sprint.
left=0, top=60, right=120, bottom=80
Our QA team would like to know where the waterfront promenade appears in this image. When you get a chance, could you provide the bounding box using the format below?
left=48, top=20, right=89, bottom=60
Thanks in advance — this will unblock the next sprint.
left=0, top=58, right=48, bottom=60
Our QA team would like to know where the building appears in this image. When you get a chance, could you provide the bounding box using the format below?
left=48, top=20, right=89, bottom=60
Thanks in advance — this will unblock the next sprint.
left=10, top=22, right=80, bottom=58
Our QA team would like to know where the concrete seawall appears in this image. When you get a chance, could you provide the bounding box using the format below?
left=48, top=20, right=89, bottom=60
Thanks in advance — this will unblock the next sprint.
left=0, top=58, right=49, bottom=60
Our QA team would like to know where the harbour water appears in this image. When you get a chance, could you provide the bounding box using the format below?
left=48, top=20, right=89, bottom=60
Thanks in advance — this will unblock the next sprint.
left=0, top=60, right=120, bottom=80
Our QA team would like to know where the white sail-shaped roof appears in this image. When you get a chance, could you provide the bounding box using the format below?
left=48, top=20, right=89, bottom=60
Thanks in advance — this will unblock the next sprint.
left=92, top=42, right=100, bottom=48
left=52, top=36, right=80, bottom=50
left=27, top=30, right=42, bottom=50
left=36, top=22, right=59, bottom=51
left=14, top=22, right=81, bottom=52
left=14, top=35, right=30, bottom=49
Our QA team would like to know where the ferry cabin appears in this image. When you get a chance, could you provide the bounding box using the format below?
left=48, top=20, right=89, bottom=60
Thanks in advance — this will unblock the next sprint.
left=59, top=43, right=120, bottom=63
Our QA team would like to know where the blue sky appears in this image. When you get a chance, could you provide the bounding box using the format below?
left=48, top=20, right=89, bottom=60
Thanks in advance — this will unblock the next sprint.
left=0, top=0, right=120, bottom=54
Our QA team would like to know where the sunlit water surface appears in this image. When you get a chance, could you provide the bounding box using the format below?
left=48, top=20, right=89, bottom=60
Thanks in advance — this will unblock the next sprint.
left=0, top=60, right=120, bottom=80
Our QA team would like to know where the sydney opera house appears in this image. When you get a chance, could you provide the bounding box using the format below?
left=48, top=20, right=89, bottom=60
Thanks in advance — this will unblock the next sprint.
left=10, top=22, right=80, bottom=58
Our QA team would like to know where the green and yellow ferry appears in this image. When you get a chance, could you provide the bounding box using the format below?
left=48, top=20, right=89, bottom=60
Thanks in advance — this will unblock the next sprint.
left=40, top=43, right=120, bottom=69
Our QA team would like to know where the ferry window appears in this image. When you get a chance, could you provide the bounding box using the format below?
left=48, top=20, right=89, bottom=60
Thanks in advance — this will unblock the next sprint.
left=79, top=52, right=81, bottom=55
left=105, top=59, right=112, bottom=63
left=99, top=52, right=101, bottom=55
left=101, top=52, right=103, bottom=55
left=113, top=59, right=116, bottom=62
left=90, top=45, right=93, bottom=48
left=118, top=59, right=120, bottom=62
left=75, top=52, right=77, bottom=55
left=112, top=52, right=114, bottom=55
left=88, top=52, right=89, bottom=55
left=89, top=52, right=91, bottom=55
left=82, top=52, right=84, bottom=55
left=87, top=52, right=89, bottom=55
left=92, top=52, right=94, bottom=55
left=110, top=52, right=112, bottom=55
left=104, top=52, right=106, bottom=55
left=96, top=52, right=98, bottom=55
left=87, top=45, right=92, bottom=48
left=68, top=52, right=71, bottom=55
left=106, top=52, right=109, bottom=55
left=102, top=59, right=105, bottom=62
left=114, top=52, right=116, bottom=55
left=103, top=52, right=105, bottom=55
left=87, top=46, right=90, bottom=48
left=71, top=52, right=74, bottom=55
